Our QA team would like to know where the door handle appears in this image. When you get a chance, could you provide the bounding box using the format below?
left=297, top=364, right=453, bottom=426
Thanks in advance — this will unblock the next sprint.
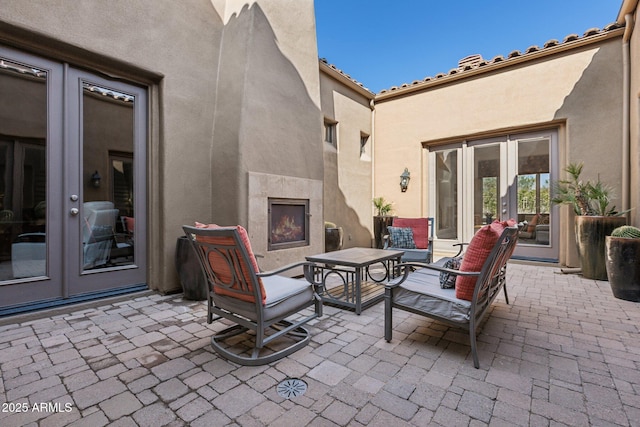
left=70, top=208, right=79, bottom=216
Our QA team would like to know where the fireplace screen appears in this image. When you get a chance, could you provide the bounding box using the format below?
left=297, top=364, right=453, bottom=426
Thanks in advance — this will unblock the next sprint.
left=268, top=198, right=310, bottom=250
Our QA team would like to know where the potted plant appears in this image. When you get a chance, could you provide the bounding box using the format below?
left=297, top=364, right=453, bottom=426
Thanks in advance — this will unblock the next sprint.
left=552, top=162, right=627, bottom=280
left=606, top=225, right=640, bottom=301
left=373, top=197, right=394, bottom=249
left=324, top=221, right=343, bottom=252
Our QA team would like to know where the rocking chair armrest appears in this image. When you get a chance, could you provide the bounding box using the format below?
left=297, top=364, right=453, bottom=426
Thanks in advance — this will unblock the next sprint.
left=256, top=261, right=318, bottom=278
left=257, top=261, right=323, bottom=288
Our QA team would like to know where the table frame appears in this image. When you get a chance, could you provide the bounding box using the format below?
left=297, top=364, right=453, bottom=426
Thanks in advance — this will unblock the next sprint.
left=306, top=247, right=404, bottom=314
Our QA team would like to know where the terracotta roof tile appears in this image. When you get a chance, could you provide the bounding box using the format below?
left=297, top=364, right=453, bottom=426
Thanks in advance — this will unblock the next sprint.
left=319, top=58, right=373, bottom=94
left=377, top=22, right=623, bottom=95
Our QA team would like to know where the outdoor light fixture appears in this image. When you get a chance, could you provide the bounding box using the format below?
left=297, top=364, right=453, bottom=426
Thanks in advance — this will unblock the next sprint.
left=91, top=170, right=101, bottom=188
left=400, top=167, right=410, bottom=192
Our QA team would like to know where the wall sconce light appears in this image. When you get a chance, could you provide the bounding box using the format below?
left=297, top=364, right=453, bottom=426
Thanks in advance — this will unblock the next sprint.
left=400, top=167, right=410, bottom=192
left=91, top=170, right=101, bottom=188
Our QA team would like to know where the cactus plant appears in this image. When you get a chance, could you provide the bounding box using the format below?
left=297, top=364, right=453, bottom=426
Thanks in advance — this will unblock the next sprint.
left=611, top=225, right=640, bottom=239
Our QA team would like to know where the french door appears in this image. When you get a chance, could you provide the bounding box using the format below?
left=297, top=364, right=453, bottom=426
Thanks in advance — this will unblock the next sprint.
left=430, top=130, right=559, bottom=262
left=0, top=46, right=147, bottom=313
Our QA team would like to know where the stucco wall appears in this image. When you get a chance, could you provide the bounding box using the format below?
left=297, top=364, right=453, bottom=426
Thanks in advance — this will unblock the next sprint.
left=374, top=37, right=624, bottom=267
left=209, top=2, right=324, bottom=271
left=319, top=71, right=374, bottom=248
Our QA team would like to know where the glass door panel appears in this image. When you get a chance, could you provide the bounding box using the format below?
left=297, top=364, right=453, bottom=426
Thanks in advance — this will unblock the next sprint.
left=81, top=82, right=135, bottom=272
left=0, top=48, right=64, bottom=310
left=516, top=138, right=550, bottom=247
left=0, top=59, right=49, bottom=281
left=435, top=149, right=458, bottom=240
left=66, top=68, right=146, bottom=297
left=472, top=145, right=501, bottom=230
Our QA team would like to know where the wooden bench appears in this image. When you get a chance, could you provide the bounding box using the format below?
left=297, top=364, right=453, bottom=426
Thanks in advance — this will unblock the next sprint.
left=384, top=224, right=519, bottom=368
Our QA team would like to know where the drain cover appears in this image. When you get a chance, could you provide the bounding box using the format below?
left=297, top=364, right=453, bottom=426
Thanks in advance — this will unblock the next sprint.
left=276, top=378, right=307, bottom=398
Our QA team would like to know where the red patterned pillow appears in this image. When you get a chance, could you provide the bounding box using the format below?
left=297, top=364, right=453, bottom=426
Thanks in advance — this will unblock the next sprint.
left=455, top=219, right=515, bottom=301
left=194, top=222, right=266, bottom=305
left=393, top=218, right=430, bottom=249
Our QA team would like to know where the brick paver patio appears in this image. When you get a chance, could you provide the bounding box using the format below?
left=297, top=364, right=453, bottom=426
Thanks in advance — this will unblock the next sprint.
left=1, top=262, right=639, bottom=426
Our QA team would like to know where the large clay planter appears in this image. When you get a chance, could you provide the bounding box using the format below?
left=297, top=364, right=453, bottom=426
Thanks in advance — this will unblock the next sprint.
left=605, top=236, right=640, bottom=301
left=175, top=236, right=208, bottom=300
left=373, top=216, right=395, bottom=249
left=575, top=216, right=626, bottom=280
left=325, top=227, right=344, bottom=252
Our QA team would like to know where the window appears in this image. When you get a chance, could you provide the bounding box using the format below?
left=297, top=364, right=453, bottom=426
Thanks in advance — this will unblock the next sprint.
left=324, top=120, right=337, bottom=147
left=435, top=149, right=458, bottom=240
left=360, top=133, right=370, bottom=159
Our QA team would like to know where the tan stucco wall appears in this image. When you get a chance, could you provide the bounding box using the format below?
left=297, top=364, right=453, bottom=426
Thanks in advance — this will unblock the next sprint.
left=374, top=37, right=624, bottom=267
left=0, top=0, right=322, bottom=290
left=319, top=70, right=374, bottom=248
left=209, top=1, right=324, bottom=271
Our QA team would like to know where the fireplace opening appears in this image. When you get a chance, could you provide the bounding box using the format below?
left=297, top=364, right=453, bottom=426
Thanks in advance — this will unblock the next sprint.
left=268, top=198, right=310, bottom=251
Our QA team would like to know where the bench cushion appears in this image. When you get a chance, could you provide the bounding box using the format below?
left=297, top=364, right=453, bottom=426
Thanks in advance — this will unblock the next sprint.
left=394, top=267, right=472, bottom=324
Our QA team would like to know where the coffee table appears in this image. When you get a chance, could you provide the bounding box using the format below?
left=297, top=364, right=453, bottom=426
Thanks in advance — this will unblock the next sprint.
left=305, top=247, right=404, bottom=314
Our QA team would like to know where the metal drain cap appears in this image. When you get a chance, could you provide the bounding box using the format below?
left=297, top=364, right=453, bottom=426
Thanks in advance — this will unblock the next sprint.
left=276, top=378, right=307, bottom=398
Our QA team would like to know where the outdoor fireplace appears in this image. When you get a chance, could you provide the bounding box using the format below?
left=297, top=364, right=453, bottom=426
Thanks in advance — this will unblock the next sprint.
left=268, top=198, right=310, bottom=250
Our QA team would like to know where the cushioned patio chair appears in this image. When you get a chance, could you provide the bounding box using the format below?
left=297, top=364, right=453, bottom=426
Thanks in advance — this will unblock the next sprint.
left=385, top=222, right=518, bottom=368
left=182, top=224, right=323, bottom=365
left=384, top=217, right=434, bottom=263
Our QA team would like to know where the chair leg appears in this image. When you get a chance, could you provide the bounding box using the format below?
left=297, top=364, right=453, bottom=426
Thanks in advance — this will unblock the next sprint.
left=210, top=320, right=312, bottom=366
left=503, top=284, right=509, bottom=305
left=469, top=330, right=480, bottom=369
left=384, top=288, right=393, bottom=342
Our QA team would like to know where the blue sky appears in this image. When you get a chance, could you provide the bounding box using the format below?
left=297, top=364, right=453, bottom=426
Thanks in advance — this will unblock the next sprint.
left=314, top=1, right=621, bottom=93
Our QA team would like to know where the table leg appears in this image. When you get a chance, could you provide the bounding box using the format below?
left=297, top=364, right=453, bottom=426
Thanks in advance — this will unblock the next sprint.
left=355, top=266, right=362, bottom=315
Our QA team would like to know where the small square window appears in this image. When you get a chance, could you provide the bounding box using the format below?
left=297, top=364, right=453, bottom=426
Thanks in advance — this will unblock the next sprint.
left=360, top=133, right=370, bottom=160
left=360, top=133, right=369, bottom=156
left=324, top=120, right=337, bottom=146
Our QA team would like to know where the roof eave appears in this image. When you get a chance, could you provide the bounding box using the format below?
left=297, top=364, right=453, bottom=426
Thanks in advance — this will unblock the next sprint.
left=375, top=27, right=625, bottom=102
left=319, top=60, right=375, bottom=99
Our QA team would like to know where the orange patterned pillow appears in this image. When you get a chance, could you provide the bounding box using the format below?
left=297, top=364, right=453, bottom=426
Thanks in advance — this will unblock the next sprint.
left=455, top=219, right=515, bottom=301
left=194, top=222, right=266, bottom=305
